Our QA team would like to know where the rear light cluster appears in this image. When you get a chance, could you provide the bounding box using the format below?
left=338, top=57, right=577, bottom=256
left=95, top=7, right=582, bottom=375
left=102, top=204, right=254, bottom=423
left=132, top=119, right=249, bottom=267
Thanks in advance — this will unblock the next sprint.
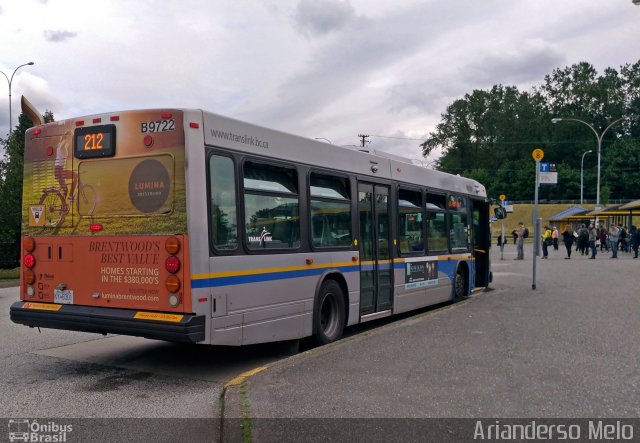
left=75, top=116, right=120, bottom=127
left=23, top=236, right=37, bottom=297
left=164, top=237, right=182, bottom=307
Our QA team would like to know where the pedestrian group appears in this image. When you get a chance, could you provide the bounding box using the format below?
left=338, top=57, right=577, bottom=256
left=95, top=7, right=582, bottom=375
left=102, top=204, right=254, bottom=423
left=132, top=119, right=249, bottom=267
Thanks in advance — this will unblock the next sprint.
left=513, top=222, right=640, bottom=260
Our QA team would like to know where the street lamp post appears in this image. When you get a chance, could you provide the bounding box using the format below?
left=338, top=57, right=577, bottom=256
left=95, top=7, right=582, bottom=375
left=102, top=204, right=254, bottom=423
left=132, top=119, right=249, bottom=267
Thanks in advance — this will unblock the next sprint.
left=580, top=150, right=592, bottom=205
left=0, top=61, right=35, bottom=135
left=551, top=117, right=623, bottom=209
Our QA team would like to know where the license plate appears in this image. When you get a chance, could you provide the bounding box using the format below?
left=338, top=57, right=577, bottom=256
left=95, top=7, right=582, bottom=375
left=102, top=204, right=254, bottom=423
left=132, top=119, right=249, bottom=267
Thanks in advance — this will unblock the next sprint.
left=54, top=289, right=74, bottom=304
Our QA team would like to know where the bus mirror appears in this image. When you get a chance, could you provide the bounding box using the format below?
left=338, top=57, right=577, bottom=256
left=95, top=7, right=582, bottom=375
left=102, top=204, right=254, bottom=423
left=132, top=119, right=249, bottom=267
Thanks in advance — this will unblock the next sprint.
left=494, top=207, right=507, bottom=219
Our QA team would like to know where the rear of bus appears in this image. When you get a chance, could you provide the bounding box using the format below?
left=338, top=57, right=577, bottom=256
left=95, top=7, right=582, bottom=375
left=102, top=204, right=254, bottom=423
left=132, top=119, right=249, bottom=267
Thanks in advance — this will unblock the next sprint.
left=10, top=109, right=205, bottom=343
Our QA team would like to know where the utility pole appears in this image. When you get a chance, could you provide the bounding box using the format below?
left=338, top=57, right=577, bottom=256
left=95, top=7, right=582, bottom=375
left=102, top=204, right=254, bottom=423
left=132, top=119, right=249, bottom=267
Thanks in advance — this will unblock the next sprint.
left=532, top=148, right=544, bottom=291
left=358, top=134, right=369, bottom=148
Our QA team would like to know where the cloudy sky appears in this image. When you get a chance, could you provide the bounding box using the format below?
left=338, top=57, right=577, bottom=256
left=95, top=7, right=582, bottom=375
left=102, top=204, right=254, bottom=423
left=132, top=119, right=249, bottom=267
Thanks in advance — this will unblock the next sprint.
left=1, top=0, right=639, bottom=163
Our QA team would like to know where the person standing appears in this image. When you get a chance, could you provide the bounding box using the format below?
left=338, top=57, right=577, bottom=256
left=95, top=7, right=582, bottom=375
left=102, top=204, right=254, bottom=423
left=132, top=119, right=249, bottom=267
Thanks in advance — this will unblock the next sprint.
left=561, top=225, right=575, bottom=259
left=515, top=222, right=525, bottom=260
left=599, top=227, right=609, bottom=252
left=631, top=225, right=640, bottom=259
left=552, top=226, right=559, bottom=250
left=588, top=223, right=597, bottom=259
left=609, top=223, right=620, bottom=259
left=576, top=224, right=586, bottom=254
left=541, top=225, right=552, bottom=259
left=619, top=227, right=629, bottom=253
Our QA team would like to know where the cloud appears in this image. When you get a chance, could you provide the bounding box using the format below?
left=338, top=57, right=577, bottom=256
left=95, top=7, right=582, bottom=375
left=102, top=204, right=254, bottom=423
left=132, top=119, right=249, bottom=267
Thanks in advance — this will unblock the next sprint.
left=293, top=0, right=356, bottom=37
left=461, top=39, right=566, bottom=87
left=43, top=30, right=78, bottom=42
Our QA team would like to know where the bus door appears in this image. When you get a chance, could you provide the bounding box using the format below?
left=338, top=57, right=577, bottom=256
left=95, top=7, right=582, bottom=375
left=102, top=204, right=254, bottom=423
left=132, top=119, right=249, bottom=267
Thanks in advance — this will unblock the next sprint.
left=358, top=183, right=393, bottom=315
left=472, top=199, right=491, bottom=287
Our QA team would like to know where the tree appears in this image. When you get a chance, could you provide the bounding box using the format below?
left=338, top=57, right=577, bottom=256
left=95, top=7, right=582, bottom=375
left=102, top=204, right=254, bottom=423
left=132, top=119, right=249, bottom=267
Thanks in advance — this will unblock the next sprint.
left=0, top=110, right=54, bottom=268
left=421, top=60, right=640, bottom=201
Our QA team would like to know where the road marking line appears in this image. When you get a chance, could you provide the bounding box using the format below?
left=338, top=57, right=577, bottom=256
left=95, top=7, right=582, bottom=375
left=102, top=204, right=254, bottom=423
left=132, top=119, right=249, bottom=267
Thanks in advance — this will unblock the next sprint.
left=224, top=366, right=268, bottom=388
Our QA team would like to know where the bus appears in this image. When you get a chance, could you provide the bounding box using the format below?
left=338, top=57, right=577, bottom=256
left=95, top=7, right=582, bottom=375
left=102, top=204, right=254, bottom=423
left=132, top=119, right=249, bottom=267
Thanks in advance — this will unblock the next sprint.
left=10, top=99, right=492, bottom=346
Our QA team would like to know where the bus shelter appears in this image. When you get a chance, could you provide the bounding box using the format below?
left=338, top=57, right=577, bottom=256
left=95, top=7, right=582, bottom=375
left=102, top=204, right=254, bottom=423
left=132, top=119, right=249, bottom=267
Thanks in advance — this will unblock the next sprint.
left=571, top=203, right=640, bottom=231
left=548, top=205, right=590, bottom=230
left=619, top=199, right=640, bottom=230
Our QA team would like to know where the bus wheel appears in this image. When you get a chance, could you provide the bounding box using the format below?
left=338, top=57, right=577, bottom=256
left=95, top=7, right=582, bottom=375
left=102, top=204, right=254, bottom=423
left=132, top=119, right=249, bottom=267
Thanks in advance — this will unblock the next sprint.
left=313, top=280, right=346, bottom=346
left=453, top=266, right=467, bottom=301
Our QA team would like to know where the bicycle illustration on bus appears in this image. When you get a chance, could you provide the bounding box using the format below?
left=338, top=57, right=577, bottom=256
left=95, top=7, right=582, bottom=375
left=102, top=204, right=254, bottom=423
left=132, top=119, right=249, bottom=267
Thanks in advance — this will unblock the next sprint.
left=38, top=138, right=96, bottom=228
left=38, top=174, right=96, bottom=228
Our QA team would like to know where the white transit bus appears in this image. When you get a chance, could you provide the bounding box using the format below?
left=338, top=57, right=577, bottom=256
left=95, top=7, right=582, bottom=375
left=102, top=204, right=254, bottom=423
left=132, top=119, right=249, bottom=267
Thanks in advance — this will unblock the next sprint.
left=11, top=102, right=492, bottom=346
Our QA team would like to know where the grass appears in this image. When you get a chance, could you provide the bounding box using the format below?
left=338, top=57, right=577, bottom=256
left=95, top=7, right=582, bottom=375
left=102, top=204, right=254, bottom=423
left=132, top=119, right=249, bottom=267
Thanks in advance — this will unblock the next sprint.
left=240, top=381, right=253, bottom=443
left=0, top=268, right=19, bottom=279
left=0, top=267, right=19, bottom=288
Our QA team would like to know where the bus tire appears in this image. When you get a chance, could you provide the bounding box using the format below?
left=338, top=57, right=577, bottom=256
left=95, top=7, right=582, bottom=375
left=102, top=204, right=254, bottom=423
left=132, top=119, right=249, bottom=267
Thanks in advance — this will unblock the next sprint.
left=453, top=265, right=468, bottom=301
left=313, top=279, right=346, bottom=346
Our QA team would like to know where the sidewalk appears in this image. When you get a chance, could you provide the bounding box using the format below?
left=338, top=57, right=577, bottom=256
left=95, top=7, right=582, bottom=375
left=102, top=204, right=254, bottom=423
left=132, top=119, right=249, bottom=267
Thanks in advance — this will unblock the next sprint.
left=220, top=244, right=640, bottom=440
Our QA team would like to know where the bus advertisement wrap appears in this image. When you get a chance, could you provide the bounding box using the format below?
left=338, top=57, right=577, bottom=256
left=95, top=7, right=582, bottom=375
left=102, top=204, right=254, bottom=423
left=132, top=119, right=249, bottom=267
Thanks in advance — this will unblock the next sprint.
left=21, top=110, right=186, bottom=236
left=21, top=234, right=189, bottom=313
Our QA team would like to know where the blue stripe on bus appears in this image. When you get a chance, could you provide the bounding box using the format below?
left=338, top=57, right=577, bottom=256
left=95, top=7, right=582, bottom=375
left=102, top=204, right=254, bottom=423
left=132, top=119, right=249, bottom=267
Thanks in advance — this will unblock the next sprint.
left=191, top=258, right=473, bottom=289
left=192, top=265, right=359, bottom=288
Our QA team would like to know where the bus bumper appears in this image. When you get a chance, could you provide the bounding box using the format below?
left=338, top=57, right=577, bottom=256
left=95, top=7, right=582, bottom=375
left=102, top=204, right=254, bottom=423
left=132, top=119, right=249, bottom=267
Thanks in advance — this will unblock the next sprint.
left=10, top=301, right=205, bottom=344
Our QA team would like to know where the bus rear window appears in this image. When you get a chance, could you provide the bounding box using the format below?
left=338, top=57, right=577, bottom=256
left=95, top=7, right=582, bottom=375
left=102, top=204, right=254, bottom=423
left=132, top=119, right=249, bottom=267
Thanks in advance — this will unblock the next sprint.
left=78, top=155, right=174, bottom=216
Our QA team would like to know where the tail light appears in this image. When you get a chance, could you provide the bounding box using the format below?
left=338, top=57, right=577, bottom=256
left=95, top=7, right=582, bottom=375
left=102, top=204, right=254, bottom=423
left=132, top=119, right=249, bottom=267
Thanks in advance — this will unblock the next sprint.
left=165, top=237, right=180, bottom=254
left=24, top=236, right=36, bottom=252
left=164, top=237, right=182, bottom=306
left=23, top=237, right=37, bottom=297
left=168, top=293, right=179, bottom=307
left=24, top=270, right=36, bottom=285
left=24, top=254, right=36, bottom=269
left=165, top=275, right=181, bottom=292
left=165, top=256, right=180, bottom=274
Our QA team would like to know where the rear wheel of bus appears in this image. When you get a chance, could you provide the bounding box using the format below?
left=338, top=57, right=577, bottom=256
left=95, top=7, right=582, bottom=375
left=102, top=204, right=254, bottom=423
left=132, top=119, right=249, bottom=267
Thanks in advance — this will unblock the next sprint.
left=313, top=279, right=346, bottom=346
left=453, top=264, right=468, bottom=301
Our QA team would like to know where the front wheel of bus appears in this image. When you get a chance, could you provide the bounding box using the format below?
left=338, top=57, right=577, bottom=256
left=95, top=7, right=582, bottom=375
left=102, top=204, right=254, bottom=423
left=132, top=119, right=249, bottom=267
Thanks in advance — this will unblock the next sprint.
left=313, top=280, right=346, bottom=346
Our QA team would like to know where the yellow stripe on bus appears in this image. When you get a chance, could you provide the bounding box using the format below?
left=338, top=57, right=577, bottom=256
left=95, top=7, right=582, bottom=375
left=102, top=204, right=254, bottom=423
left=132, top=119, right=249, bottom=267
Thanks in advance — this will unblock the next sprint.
left=133, top=312, right=184, bottom=322
left=193, top=254, right=473, bottom=281
left=192, top=261, right=357, bottom=280
left=23, top=302, right=62, bottom=311
left=360, top=259, right=393, bottom=265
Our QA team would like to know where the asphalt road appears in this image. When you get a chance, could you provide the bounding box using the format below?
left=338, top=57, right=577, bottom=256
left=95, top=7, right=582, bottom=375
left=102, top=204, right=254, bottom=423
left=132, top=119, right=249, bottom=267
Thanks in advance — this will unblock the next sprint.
left=0, top=285, right=298, bottom=442
left=223, top=243, right=640, bottom=440
left=3, top=242, right=639, bottom=441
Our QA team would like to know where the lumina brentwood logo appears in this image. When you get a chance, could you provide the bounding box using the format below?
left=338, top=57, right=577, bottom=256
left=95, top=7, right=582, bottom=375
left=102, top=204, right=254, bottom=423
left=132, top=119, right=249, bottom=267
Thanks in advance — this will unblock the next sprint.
left=210, top=128, right=269, bottom=149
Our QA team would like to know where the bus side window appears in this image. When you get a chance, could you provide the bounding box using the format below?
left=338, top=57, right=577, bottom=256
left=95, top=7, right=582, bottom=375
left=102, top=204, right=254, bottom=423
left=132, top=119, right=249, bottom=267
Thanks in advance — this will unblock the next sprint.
left=426, top=193, right=447, bottom=252
left=310, top=172, right=351, bottom=249
left=244, top=161, right=301, bottom=250
left=209, top=155, right=238, bottom=251
left=448, top=195, right=469, bottom=252
left=398, top=188, right=423, bottom=254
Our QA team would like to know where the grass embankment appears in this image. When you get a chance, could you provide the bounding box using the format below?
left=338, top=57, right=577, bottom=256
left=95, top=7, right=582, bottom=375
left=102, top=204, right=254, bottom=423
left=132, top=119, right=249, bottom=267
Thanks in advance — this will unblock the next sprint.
left=491, top=203, right=597, bottom=241
left=0, top=268, right=19, bottom=288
